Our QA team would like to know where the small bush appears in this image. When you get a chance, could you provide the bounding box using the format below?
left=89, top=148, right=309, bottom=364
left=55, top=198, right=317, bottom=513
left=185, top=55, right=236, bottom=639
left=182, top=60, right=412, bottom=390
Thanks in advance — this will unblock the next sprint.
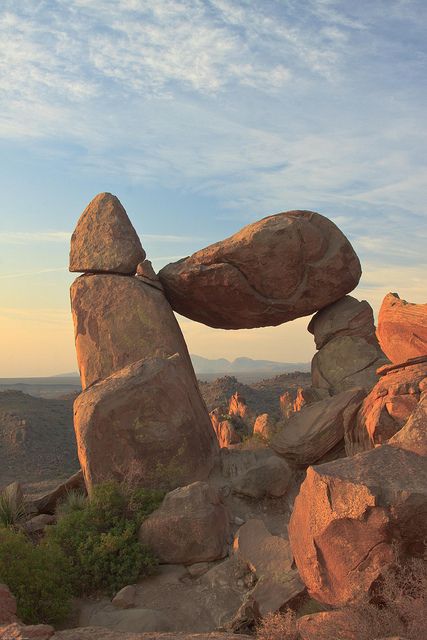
left=0, top=488, right=26, bottom=529
left=256, top=610, right=298, bottom=640
left=46, top=481, right=162, bottom=596
left=55, top=489, right=88, bottom=518
left=0, top=527, right=72, bottom=624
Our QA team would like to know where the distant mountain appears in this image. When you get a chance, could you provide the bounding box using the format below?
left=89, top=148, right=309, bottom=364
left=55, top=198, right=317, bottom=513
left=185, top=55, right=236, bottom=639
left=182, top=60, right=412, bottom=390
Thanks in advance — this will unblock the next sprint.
left=190, top=354, right=310, bottom=374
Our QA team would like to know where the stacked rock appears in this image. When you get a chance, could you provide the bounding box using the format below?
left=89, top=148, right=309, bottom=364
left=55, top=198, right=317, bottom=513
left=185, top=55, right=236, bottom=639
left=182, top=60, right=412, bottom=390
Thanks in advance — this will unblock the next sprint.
left=69, top=193, right=218, bottom=493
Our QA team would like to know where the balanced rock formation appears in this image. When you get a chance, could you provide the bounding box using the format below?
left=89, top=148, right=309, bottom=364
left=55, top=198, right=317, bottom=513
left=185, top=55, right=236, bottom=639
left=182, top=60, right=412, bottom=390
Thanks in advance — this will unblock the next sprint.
left=74, top=355, right=218, bottom=492
left=346, top=356, right=427, bottom=455
left=271, top=387, right=365, bottom=465
left=377, top=292, right=427, bottom=363
left=138, top=482, right=229, bottom=565
left=288, top=443, right=427, bottom=606
left=159, top=210, right=361, bottom=329
left=309, top=296, right=387, bottom=394
left=69, top=193, right=145, bottom=274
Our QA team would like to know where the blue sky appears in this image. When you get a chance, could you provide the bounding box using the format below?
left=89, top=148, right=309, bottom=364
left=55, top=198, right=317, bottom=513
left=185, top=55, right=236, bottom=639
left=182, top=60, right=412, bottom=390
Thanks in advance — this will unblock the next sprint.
left=0, top=0, right=426, bottom=376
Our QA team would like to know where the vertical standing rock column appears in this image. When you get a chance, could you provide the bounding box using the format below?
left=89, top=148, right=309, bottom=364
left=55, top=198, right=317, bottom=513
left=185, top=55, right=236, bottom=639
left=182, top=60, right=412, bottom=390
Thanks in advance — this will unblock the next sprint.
left=69, top=193, right=218, bottom=492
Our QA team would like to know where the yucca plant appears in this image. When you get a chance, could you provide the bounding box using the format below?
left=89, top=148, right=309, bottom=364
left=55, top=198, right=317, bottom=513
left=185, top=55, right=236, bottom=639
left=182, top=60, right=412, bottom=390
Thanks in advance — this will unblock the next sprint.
left=0, top=486, right=27, bottom=529
left=55, top=489, right=88, bottom=518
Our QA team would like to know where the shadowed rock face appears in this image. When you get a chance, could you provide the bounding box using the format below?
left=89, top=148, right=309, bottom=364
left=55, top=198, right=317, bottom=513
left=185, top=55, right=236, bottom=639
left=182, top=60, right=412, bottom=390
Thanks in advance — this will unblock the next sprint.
left=71, top=274, right=194, bottom=390
left=159, top=210, right=361, bottom=329
left=73, top=355, right=218, bottom=493
left=377, top=292, right=427, bottom=364
left=69, top=193, right=145, bottom=275
left=288, top=444, right=427, bottom=607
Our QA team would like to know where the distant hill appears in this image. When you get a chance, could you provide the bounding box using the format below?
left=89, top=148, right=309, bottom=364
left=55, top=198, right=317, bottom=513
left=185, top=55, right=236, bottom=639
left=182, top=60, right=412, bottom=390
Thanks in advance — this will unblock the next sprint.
left=191, top=354, right=310, bottom=375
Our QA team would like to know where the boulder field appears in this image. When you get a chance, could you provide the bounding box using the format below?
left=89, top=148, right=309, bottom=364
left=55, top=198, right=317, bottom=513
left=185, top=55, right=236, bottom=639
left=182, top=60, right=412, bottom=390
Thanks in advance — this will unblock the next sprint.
left=43, top=192, right=427, bottom=637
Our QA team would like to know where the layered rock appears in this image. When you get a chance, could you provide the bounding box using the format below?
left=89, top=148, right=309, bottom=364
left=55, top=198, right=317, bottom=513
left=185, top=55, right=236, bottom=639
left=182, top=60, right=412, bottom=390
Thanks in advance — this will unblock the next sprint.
left=377, top=292, right=427, bottom=363
left=71, top=274, right=194, bottom=390
left=69, top=193, right=145, bottom=274
left=138, top=482, right=229, bottom=564
left=346, top=357, right=427, bottom=455
left=309, top=296, right=387, bottom=394
left=73, top=355, right=218, bottom=493
left=288, top=444, right=427, bottom=606
left=271, top=387, right=365, bottom=465
left=159, top=210, right=361, bottom=329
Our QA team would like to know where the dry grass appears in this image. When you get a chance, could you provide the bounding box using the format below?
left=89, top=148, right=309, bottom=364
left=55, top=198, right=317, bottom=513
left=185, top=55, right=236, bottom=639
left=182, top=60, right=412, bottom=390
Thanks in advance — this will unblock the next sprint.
left=256, top=610, right=298, bottom=640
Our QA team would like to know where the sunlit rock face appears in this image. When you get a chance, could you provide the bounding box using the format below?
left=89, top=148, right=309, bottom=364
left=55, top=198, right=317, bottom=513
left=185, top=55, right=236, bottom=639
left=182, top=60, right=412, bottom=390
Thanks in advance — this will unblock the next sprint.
left=69, top=192, right=145, bottom=275
left=70, top=273, right=194, bottom=390
left=159, top=210, right=361, bottom=329
left=288, top=443, right=427, bottom=607
left=74, top=355, right=218, bottom=493
left=377, top=292, right=427, bottom=364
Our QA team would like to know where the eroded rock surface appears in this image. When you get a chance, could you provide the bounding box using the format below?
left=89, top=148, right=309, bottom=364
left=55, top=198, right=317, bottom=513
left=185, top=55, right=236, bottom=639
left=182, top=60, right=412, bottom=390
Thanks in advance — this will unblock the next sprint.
left=288, top=445, right=427, bottom=606
left=271, top=387, right=365, bottom=465
left=139, top=482, right=229, bottom=565
left=74, top=356, right=218, bottom=493
left=377, top=292, right=427, bottom=363
left=69, top=193, right=145, bottom=275
left=159, top=210, right=361, bottom=329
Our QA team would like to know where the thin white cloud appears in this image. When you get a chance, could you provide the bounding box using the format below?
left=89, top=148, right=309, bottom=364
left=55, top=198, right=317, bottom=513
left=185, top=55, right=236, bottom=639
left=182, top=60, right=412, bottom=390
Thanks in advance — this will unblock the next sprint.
left=0, top=267, right=67, bottom=280
left=0, top=231, right=70, bottom=244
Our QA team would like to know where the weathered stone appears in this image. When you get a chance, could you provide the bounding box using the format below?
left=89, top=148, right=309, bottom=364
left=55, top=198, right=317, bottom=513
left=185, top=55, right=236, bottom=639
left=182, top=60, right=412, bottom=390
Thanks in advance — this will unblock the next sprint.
left=252, top=413, right=277, bottom=440
left=308, top=295, right=377, bottom=350
left=32, top=470, right=85, bottom=515
left=0, top=585, right=17, bottom=625
left=279, top=392, right=294, bottom=419
left=389, top=387, right=427, bottom=456
left=24, top=514, right=55, bottom=536
left=71, top=273, right=194, bottom=390
left=288, top=445, right=427, bottom=606
left=52, top=628, right=251, bottom=640
left=311, top=335, right=386, bottom=394
left=231, top=455, right=292, bottom=499
left=159, top=210, right=361, bottom=329
left=139, top=482, right=229, bottom=565
left=346, top=358, right=427, bottom=455
left=293, top=387, right=330, bottom=412
left=377, top=292, right=427, bottom=364
left=0, top=623, right=54, bottom=640
left=69, top=193, right=145, bottom=275
left=271, top=388, right=365, bottom=465
left=136, top=261, right=164, bottom=292
left=112, top=586, right=136, bottom=610
left=210, top=410, right=240, bottom=449
left=74, top=355, right=218, bottom=493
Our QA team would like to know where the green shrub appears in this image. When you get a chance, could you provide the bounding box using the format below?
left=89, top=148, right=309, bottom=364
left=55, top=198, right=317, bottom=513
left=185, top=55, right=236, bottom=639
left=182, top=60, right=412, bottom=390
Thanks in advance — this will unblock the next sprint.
left=0, top=489, right=26, bottom=529
left=55, top=489, right=88, bottom=518
left=0, top=527, right=72, bottom=624
left=46, top=481, right=162, bottom=596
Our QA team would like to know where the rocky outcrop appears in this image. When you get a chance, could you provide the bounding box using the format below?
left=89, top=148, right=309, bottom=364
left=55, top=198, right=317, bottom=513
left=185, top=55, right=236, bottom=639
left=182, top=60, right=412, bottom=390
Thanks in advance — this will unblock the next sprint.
left=279, top=391, right=294, bottom=419
left=252, top=413, right=277, bottom=440
left=288, top=444, right=427, bottom=606
left=138, top=482, right=229, bottom=565
left=71, top=273, right=194, bottom=390
left=74, top=355, right=218, bottom=493
left=210, top=409, right=240, bottom=448
left=231, top=455, right=292, bottom=499
left=346, top=357, right=427, bottom=455
left=0, top=623, right=54, bottom=639
left=293, top=386, right=329, bottom=412
left=159, top=210, right=361, bottom=329
left=32, top=470, right=85, bottom=515
left=309, top=296, right=387, bottom=394
left=69, top=193, right=145, bottom=275
left=389, top=384, right=427, bottom=456
left=228, top=392, right=248, bottom=420
left=377, top=292, right=427, bottom=363
left=271, top=387, right=365, bottom=465
left=232, top=519, right=304, bottom=622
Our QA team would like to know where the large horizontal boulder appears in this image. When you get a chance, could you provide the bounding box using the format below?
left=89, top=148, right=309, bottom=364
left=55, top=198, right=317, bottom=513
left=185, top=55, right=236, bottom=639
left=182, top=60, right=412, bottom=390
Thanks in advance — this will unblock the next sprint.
left=231, top=454, right=292, bottom=499
left=138, top=482, right=229, bottom=564
left=73, top=355, right=218, bottom=493
left=346, top=357, right=427, bottom=455
left=159, top=210, right=361, bottom=329
left=377, top=292, right=427, bottom=363
left=71, top=273, right=194, bottom=389
left=308, top=295, right=377, bottom=350
left=270, top=388, right=365, bottom=465
left=69, top=193, right=145, bottom=275
left=288, top=444, right=427, bottom=607
left=32, top=470, right=85, bottom=515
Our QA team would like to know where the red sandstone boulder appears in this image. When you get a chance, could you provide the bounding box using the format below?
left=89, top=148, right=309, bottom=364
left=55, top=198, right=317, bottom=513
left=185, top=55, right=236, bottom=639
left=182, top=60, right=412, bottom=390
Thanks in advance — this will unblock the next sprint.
left=389, top=384, right=427, bottom=456
left=253, top=413, right=277, bottom=440
left=159, top=210, right=361, bottom=329
left=271, top=387, right=365, bottom=465
left=288, top=444, right=427, bottom=607
left=73, top=355, right=218, bottom=493
left=138, top=482, right=229, bottom=565
left=69, top=193, right=145, bottom=275
left=210, top=409, right=241, bottom=448
left=377, top=293, right=427, bottom=363
left=346, top=357, right=427, bottom=455
left=308, top=295, right=377, bottom=349
left=71, top=274, right=194, bottom=390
